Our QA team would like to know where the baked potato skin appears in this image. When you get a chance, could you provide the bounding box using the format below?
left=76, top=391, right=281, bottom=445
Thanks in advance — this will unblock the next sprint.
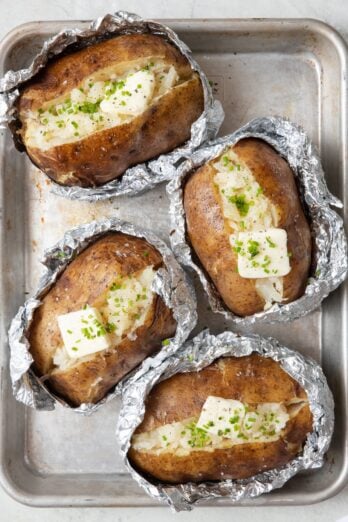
left=28, top=233, right=177, bottom=406
left=183, top=138, right=312, bottom=317
left=17, top=34, right=204, bottom=187
left=128, top=355, right=313, bottom=483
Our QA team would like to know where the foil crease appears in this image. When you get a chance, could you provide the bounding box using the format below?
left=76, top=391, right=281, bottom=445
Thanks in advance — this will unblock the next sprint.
left=8, top=218, right=197, bottom=413
left=0, top=11, right=224, bottom=200
left=117, top=330, right=334, bottom=511
left=167, top=116, right=348, bottom=326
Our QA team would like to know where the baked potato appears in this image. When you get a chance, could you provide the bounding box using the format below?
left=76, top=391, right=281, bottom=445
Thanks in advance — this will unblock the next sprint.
left=183, top=138, right=312, bottom=316
left=28, top=233, right=177, bottom=406
left=128, top=354, right=313, bottom=483
left=16, top=33, right=204, bottom=187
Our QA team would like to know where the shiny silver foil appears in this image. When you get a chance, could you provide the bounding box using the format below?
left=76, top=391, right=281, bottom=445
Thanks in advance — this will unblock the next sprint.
left=0, top=11, right=223, bottom=201
left=117, top=329, right=334, bottom=511
left=167, top=116, right=348, bottom=326
left=8, top=218, right=197, bottom=413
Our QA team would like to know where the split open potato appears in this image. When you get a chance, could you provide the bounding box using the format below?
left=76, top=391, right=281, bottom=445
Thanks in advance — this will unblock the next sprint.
left=17, top=34, right=204, bottom=187
left=129, top=354, right=313, bottom=483
left=28, top=233, right=177, bottom=406
left=183, top=139, right=312, bottom=316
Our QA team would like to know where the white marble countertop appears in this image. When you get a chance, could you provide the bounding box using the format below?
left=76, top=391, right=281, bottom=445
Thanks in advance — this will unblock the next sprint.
left=1, top=0, right=348, bottom=520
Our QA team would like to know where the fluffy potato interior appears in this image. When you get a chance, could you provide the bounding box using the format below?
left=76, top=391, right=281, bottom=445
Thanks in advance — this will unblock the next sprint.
left=212, top=149, right=287, bottom=309
left=131, top=398, right=307, bottom=456
left=52, top=265, right=156, bottom=373
left=23, top=59, right=183, bottom=151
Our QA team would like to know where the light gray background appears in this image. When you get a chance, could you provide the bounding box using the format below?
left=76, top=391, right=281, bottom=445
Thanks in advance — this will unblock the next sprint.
left=0, top=0, right=348, bottom=521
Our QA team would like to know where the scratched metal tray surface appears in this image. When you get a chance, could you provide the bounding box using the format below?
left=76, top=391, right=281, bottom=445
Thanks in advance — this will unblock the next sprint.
left=0, top=18, right=347, bottom=507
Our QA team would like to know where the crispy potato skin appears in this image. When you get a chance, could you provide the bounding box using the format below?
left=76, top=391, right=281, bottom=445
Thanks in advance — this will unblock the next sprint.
left=28, top=233, right=177, bottom=406
left=17, top=34, right=204, bottom=187
left=128, top=355, right=313, bottom=483
left=183, top=138, right=312, bottom=316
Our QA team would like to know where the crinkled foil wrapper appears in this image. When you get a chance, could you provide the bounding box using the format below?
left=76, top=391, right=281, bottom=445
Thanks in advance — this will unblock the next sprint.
left=167, top=116, right=348, bottom=326
left=0, top=11, right=224, bottom=201
left=8, top=218, right=197, bottom=413
left=117, top=329, right=334, bottom=511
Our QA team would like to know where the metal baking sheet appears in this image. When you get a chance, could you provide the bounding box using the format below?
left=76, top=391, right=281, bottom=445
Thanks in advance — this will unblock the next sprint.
left=0, top=18, right=347, bottom=507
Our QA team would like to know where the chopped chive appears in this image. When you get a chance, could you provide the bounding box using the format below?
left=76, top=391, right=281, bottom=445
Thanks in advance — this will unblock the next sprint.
left=266, top=236, right=276, bottom=248
left=229, top=194, right=250, bottom=217
left=247, top=240, right=260, bottom=258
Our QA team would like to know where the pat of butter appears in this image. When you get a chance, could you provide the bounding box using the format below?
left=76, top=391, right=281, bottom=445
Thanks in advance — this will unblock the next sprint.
left=234, top=228, right=291, bottom=278
left=196, top=396, right=246, bottom=440
left=57, top=307, right=111, bottom=359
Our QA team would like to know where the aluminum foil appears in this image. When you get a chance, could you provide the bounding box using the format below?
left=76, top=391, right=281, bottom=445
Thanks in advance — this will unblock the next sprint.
left=167, top=116, right=348, bottom=326
left=0, top=11, right=224, bottom=201
left=8, top=218, right=197, bottom=413
left=117, top=329, right=334, bottom=511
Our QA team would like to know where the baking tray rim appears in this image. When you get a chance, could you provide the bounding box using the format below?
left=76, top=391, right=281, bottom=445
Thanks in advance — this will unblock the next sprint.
left=0, top=17, right=347, bottom=45
left=0, top=16, right=347, bottom=508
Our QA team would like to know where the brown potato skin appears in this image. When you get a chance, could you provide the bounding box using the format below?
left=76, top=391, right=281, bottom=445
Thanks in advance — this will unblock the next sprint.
left=183, top=138, right=312, bottom=316
left=28, top=233, right=177, bottom=406
left=128, top=355, right=313, bottom=483
left=17, top=34, right=204, bottom=187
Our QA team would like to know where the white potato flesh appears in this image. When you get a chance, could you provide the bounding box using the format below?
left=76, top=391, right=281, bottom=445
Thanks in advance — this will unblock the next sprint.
left=213, top=149, right=288, bottom=309
left=53, top=266, right=156, bottom=371
left=24, top=62, right=181, bottom=151
left=131, top=396, right=292, bottom=456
